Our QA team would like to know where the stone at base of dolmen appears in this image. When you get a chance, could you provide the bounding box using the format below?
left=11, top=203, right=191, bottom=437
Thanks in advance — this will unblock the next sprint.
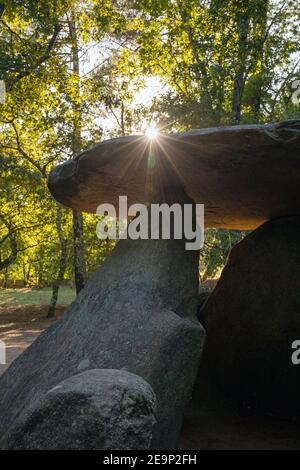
left=201, top=216, right=300, bottom=409
left=1, top=369, right=157, bottom=450
left=0, top=235, right=205, bottom=449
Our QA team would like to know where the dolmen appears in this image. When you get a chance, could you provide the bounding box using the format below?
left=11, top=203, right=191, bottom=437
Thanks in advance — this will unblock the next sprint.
left=0, top=119, right=299, bottom=449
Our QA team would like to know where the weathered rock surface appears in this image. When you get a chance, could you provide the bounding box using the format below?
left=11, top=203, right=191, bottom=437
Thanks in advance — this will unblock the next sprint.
left=48, top=120, right=300, bottom=229
left=197, top=293, right=210, bottom=324
left=1, top=369, right=157, bottom=450
left=0, top=220, right=205, bottom=449
left=201, top=216, right=300, bottom=408
left=197, top=280, right=218, bottom=323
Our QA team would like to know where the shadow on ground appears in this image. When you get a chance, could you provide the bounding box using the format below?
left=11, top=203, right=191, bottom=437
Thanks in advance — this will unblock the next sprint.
left=179, top=370, right=300, bottom=450
left=1, top=305, right=300, bottom=450
left=0, top=305, right=66, bottom=374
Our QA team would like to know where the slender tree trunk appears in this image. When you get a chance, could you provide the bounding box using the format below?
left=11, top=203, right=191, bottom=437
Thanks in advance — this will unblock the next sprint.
left=0, top=214, right=17, bottom=271
left=26, top=263, right=31, bottom=286
left=47, top=207, right=67, bottom=318
left=68, top=13, right=85, bottom=295
left=178, top=2, right=214, bottom=123
left=4, top=267, right=8, bottom=288
left=22, top=262, right=26, bottom=286
left=251, top=1, right=269, bottom=121
left=120, top=101, right=125, bottom=136
left=72, top=208, right=85, bottom=293
left=231, top=3, right=251, bottom=124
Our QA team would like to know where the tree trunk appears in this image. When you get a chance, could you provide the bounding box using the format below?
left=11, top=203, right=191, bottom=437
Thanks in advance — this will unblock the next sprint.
left=72, top=209, right=85, bottom=294
left=251, top=1, right=269, bottom=121
left=47, top=207, right=67, bottom=318
left=0, top=215, right=17, bottom=271
left=68, top=13, right=85, bottom=294
left=3, top=267, right=8, bottom=288
left=231, top=3, right=251, bottom=124
left=120, top=101, right=125, bottom=136
left=178, top=2, right=214, bottom=123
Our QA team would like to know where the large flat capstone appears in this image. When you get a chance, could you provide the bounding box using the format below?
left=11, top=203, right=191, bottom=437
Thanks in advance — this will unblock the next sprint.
left=48, top=120, right=300, bottom=230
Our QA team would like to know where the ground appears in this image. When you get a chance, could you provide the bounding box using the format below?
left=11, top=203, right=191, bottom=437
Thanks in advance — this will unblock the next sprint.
left=1, top=288, right=300, bottom=450
left=0, top=287, right=74, bottom=373
left=179, top=374, right=300, bottom=450
left=0, top=287, right=76, bottom=306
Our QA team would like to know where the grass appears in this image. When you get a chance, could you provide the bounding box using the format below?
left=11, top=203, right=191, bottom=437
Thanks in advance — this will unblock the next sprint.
left=0, top=287, right=76, bottom=306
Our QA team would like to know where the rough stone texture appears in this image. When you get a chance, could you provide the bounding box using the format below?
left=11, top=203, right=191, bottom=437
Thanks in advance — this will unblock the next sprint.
left=201, top=216, right=300, bottom=408
left=197, top=292, right=210, bottom=324
left=48, top=120, right=300, bottom=229
left=1, top=369, right=157, bottom=450
left=0, top=220, right=205, bottom=449
left=197, top=280, right=218, bottom=323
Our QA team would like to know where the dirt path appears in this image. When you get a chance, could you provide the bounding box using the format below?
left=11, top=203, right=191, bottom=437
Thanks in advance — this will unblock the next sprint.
left=1, top=305, right=300, bottom=450
left=0, top=305, right=66, bottom=375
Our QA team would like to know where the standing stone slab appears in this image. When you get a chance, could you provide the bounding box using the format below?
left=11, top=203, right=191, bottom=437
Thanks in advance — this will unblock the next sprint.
left=201, top=216, right=300, bottom=408
left=0, top=231, right=205, bottom=449
left=2, top=369, right=157, bottom=450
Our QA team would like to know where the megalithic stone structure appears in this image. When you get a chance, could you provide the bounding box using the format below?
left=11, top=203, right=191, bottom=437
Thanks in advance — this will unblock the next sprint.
left=0, top=119, right=299, bottom=449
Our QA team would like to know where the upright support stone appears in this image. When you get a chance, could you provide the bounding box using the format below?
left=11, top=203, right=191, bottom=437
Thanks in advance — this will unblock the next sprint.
left=0, top=191, right=205, bottom=449
left=201, top=216, right=300, bottom=408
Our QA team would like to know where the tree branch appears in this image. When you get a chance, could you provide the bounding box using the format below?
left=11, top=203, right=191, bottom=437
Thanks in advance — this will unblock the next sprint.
left=10, top=121, right=47, bottom=177
left=6, top=23, right=62, bottom=91
left=0, top=213, right=18, bottom=271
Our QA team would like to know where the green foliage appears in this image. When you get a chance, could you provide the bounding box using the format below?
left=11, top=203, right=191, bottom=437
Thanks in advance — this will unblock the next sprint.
left=122, top=0, right=299, bottom=128
left=200, top=229, right=248, bottom=280
left=0, top=0, right=299, bottom=289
